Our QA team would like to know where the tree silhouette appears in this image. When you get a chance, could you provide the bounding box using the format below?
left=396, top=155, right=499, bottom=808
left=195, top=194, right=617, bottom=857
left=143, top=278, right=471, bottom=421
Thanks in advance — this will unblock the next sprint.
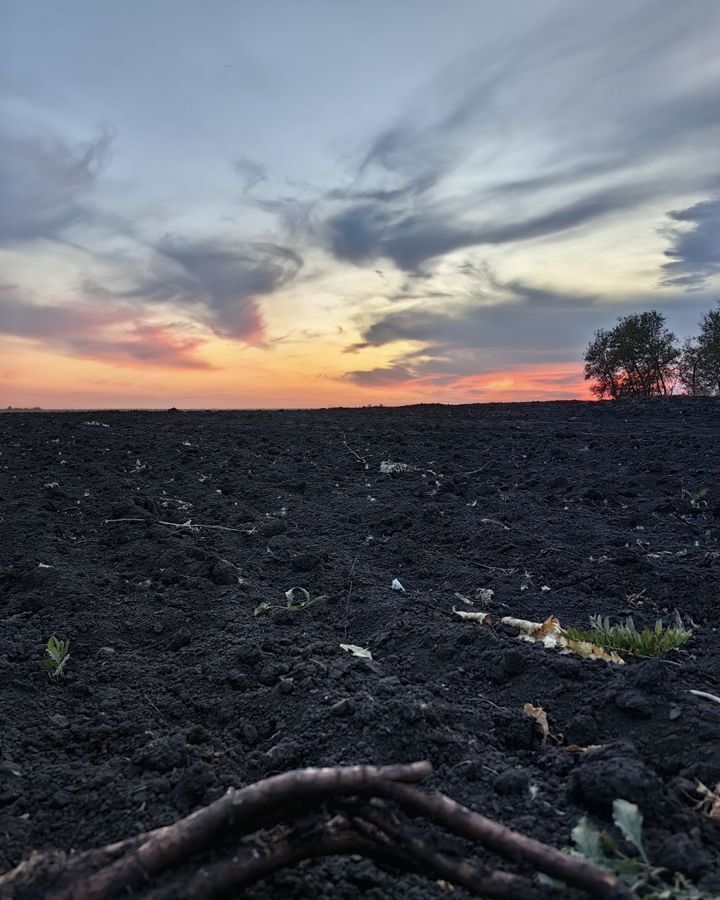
left=584, top=311, right=679, bottom=399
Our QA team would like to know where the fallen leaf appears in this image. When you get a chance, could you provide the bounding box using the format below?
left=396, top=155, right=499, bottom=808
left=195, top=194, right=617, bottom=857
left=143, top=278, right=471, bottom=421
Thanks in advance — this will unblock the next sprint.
left=502, top=615, right=562, bottom=647
left=565, top=637, right=624, bottom=664
left=697, top=782, right=720, bottom=821
left=475, top=587, right=495, bottom=603
left=500, top=615, right=624, bottom=664
left=452, top=607, right=492, bottom=624
left=523, top=703, right=551, bottom=743
left=339, top=643, right=373, bottom=660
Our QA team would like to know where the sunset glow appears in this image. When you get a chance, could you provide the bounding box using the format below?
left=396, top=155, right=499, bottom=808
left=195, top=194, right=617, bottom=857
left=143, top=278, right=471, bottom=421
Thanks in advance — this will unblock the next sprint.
left=2, top=1, right=719, bottom=408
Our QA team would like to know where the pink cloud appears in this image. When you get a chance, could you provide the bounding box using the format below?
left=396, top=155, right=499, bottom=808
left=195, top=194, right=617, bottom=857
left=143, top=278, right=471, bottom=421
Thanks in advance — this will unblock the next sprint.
left=0, top=287, right=213, bottom=369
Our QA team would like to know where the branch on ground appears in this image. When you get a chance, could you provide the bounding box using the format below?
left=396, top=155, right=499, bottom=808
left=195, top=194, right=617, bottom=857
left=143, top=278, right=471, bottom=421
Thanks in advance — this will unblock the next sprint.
left=0, top=761, right=635, bottom=900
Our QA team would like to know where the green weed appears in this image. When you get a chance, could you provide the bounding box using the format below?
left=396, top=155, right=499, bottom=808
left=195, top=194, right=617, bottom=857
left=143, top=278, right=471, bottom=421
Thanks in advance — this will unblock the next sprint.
left=546, top=799, right=708, bottom=898
left=41, top=636, right=70, bottom=677
left=565, top=613, right=691, bottom=658
left=681, top=487, right=708, bottom=510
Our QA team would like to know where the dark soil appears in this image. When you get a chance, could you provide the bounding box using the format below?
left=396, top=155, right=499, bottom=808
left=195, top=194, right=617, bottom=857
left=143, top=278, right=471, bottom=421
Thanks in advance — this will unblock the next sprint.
left=1, top=398, right=719, bottom=898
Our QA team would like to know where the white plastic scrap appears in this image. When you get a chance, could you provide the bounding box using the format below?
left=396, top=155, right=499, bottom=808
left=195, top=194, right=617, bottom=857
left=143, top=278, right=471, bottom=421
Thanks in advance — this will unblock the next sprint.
left=391, top=578, right=406, bottom=592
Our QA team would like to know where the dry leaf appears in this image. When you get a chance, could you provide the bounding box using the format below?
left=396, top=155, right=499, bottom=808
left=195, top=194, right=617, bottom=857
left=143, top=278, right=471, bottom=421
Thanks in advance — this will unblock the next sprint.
left=563, top=744, right=603, bottom=754
left=500, top=615, right=624, bottom=664
left=697, top=782, right=720, bottom=821
left=565, top=637, right=624, bottom=665
left=475, top=587, right=495, bottom=603
left=523, top=703, right=551, bottom=743
left=452, top=607, right=492, bottom=625
left=502, top=615, right=562, bottom=648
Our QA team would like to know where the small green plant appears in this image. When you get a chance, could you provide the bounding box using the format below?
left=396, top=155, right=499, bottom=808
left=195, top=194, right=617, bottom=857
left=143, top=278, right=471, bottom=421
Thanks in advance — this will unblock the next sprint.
left=681, top=487, right=708, bottom=510
left=41, top=636, right=70, bottom=677
left=552, top=799, right=707, bottom=898
left=255, top=587, right=327, bottom=617
left=565, top=613, right=691, bottom=658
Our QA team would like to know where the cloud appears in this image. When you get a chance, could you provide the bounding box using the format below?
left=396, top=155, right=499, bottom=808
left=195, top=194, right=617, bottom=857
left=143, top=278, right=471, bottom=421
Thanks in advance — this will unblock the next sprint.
left=234, top=155, right=267, bottom=193
left=341, top=288, right=597, bottom=391
left=0, top=285, right=212, bottom=369
left=70, top=324, right=212, bottom=369
left=343, top=359, right=590, bottom=402
left=314, top=1, right=720, bottom=273
left=0, top=129, right=111, bottom=245
left=93, top=237, right=303, bottom=342
left=326, top=183, right=670, bottom=271
left=340, top=270, right=713, bottom=392
left=355, top=276, right=600, bottom=351
left=343, top=364, right=414, bottom=387
left=661, top=195, right=720, bottom=289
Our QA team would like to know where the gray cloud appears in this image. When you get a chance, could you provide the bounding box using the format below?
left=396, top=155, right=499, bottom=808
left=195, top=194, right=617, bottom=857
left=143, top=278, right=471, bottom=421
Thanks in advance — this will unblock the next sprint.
left=0, top=129, right=111, bottom=245
left=326, top=183, right=668, bottom=271
left=234, top=155, right=267, bottom=193
left=94, top=237, right=303, bottom=341
left=343, top=273, right=713, bottom=388
left=661, top=195, right=720, bottom=289
left=343, top=364, right=414, bottom=387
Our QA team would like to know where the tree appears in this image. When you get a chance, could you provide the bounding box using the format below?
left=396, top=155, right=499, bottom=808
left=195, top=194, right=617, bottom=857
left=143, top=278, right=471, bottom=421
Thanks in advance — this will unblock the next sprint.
left=695, top=302, right=720, bottom=395
left=584, top=328, right=622, bottom=399
left=584, top=311, right=679, bottom=399
left=678, top=337, right=703, bottom=395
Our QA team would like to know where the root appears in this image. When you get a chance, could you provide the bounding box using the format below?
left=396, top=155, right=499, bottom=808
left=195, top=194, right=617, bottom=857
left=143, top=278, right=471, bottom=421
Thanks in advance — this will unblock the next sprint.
left=0, top=761, right=634, bottom=900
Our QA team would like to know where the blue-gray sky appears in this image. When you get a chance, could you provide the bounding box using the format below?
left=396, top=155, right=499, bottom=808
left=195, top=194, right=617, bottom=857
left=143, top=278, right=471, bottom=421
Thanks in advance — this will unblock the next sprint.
left=1, top=0, right=719, bottom=406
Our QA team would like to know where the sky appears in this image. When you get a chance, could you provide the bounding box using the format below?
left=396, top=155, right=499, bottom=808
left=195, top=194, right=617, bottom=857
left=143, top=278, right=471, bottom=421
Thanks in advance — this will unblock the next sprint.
left=1, top=0, right=719, bottom=408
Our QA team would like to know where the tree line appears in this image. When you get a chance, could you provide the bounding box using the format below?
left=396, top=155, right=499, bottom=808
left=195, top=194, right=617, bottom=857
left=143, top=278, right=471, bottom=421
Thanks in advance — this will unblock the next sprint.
left=584, top=302, right=720, bottom=399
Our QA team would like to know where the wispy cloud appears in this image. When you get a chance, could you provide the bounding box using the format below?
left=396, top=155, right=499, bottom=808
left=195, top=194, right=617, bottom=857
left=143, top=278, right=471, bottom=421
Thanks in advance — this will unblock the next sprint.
left=661, top=194, right=720, bottom=289
left=0, top=129, right=112, bottom=245
left=90, top=237, right=303, bottom=342
left=234, top=155, right=268, bottom=193
left=313, top=1, right=720, bottom=273
left=324, top=182, right=673, bottom=271
left=341, top=270, right=714, bottom=393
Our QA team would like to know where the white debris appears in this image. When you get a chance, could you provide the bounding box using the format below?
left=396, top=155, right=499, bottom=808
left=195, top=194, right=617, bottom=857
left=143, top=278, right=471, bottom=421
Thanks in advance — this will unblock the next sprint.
left=380, top=461, right=414, bottom=474
left=83, top=420, right=109, bottom=427
left=340, top=643, right=373, bottom=659
left=391, top=578, right=406, bottom=592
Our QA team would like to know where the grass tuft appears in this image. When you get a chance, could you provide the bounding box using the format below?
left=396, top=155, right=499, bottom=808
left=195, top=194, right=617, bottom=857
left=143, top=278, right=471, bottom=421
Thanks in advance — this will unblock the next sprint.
left=565, top=613, right=691, bottom=658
